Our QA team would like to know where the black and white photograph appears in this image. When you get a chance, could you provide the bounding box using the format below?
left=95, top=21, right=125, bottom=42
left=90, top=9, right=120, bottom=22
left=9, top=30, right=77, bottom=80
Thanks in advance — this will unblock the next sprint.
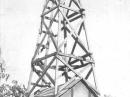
left=0, top=0, right=130, bottom=97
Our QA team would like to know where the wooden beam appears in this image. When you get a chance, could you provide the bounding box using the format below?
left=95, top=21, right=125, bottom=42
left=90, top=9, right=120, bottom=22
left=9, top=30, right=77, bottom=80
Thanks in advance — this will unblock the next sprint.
left=45, top=16, right=59, bottom=23
left=85, top=68, right=93, bottom=80
left=28, top=57, right=56, bottom=97
left=39, top=61, right=55, bottom=85
left=56, top=55, right=82, bottom=79
left=69, top=54, right=92, bottom=65
left=64, top=26, right=89, bottom=53
left=31, top=83, right=49, bottom=88
left=60, top=4, right=80, bottom=13
left=69, top=14, right=82, bottom=22
left=59, top=11, right=89, bottom=54
left=32, top=52, right=56, bottom=64
left=58, top=52, right=84, bottom=61
left=42, top=5, right=59, bottom=16
left=72, top=0, right=81, bottom=9
left=68, top=23, right=83, bottom=63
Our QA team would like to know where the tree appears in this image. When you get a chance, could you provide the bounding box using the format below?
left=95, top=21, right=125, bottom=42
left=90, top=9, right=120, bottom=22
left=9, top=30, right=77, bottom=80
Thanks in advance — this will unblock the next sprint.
left=0, top=48, right=27, bottom=97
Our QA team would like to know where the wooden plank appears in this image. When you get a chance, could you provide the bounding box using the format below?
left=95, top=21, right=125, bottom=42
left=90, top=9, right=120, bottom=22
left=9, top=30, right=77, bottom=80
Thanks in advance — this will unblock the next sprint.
left=61, top=24, right=89, bottom=54
left=81, top=79, right=100, bottom=97
left=68, top=23, right=83, bottom=63
left=58, top=52, right=84, bottom=61
left=31, top=83, right=49, bottom=88
left=69, top=14, right=82, bottom=22
left=39, top=61, right=55, bottom=85
left=28, top=57, right=56, bottom=97
left=56, top=55, right=82, bottom=79
left=72, top=0, right=81, bottom=9
left=67, top=12, right=79, bottom=19
left=60, top=5, right=80, bottom=13
left=85, top=68, right=93, bottom=80
left=32, top=52, right=56, bottom=64
left=42, top=5, right=59, bottom=16
left=69, top=54, right=92, bottom=65
left=45, top=16, right=59, bottom=23
left=66, top=0, right=73, bottom=16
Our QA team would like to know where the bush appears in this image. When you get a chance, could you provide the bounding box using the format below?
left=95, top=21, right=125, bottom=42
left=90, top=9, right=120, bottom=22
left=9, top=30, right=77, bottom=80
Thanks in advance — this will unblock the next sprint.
left=0, top=81, right=27, bottom=97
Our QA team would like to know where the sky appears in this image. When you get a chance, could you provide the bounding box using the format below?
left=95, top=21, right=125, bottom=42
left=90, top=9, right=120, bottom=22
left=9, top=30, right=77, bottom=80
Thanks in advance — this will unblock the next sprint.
left=0, top=0, right=130, bottom=97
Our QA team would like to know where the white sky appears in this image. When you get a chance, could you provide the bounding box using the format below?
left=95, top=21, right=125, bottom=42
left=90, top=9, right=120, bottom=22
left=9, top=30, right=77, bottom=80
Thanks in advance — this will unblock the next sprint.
left=0, top=0, right=130, bottom=97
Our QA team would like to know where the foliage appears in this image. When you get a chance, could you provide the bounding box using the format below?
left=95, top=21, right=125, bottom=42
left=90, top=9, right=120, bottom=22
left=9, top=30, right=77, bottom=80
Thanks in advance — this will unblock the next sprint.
left=0, top=52, right=27, bottom=97
left=0, top=80, right=27, bottom=97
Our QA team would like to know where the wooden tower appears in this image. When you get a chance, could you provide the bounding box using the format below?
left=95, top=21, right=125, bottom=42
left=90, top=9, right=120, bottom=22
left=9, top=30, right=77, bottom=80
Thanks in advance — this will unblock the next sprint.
left=27, top=0, right=100, bottom=97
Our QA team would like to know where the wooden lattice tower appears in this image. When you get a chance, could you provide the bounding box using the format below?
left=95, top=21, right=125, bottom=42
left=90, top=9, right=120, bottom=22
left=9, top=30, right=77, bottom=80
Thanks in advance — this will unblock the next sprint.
left=27, top=0, right=99, bottom=97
